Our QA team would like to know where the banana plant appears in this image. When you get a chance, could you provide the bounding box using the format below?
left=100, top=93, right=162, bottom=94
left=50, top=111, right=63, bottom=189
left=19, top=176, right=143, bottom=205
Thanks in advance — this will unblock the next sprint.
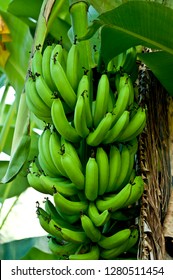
left=0, top=0, right=173, bottom=259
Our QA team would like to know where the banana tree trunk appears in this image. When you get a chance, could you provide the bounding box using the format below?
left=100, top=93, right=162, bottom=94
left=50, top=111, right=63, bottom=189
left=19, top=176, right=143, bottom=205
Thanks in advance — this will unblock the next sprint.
left=137, top=63, right=172, bottom=260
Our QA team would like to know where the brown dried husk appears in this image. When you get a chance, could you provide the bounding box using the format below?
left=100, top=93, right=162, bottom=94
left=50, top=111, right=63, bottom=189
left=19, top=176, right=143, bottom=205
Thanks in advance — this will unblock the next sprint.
left=137, top=67, right=172, bottom=260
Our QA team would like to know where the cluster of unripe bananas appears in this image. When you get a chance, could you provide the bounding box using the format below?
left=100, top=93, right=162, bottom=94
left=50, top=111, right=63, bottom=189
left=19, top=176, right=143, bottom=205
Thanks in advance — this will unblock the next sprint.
left=26, top=39, right=146, bottom=260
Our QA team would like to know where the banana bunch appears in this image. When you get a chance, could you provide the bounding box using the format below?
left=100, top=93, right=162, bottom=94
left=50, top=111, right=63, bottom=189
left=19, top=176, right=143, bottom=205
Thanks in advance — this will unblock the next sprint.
left=26, top=15, right=147, bottom=259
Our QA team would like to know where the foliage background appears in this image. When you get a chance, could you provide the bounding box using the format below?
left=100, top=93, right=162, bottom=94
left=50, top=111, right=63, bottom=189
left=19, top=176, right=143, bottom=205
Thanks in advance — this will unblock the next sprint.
left=0, top=0, right=173, bottom=259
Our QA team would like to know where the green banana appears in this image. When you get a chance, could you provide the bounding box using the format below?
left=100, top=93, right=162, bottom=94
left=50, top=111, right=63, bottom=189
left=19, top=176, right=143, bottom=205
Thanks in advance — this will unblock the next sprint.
left=98, top=176, right=144, bottom=212
left=88, top=202, right=111, bottom=227
left=106, top=145, right=121, bottom=193
left=107, top=88, right=115, bottom=112
left=117, top=148, right=136, bottom=190
left=56, top=207, right=80, bottom=224
left=28, top=157, right=40, bottom=173
left=48, top=237, right=80, bottom=256
left=74, top=94, right=90, bottom=138
left=38, top=128, right=57, bottom=177
left=66, top=42, right=80, bottom=92
left=61, top=151, right=85, bottom=190
left=80, top=214, right=102, bottom=242
left=123, top=176, right=144, bottom=207
left=121, top=47, right=137, bottom=76
left=107, top=58, right=114, bottom=72
left=47, top=219, right=64, bottom=239
left=96, top=146, right=109, bottom=195
left=50, top=48, right=77, bottom=109
left=60, top=227, right=88, bottom=244
left=115, top=72, right=129, bottom=92
left=116, top=107, right=146, bottom=142
left=121, top=73, right=135, bottom=106
left=39, top=174, right=78, bottom=197
left=103, top=110, right=130, bottom=144
left=61, top=138, right=83, bottom=172
left=125, top=227, right=139, bottom=252
left=26, top=93, right=52, bottom=123
left=100, top=238, right=130, bottom=260
left=77, top=73, right=90, bottom=99
left=44, top=198, right=60, bottom=218
left=111, top=83, right=131, bottom=125
left=38, top=127, right=61, bottom=177
left=113, top=144, right=131, bottom=192
left=48, top=213, right=79, bottom=232
left=25, top=75, right=52, bottom=121
left=111, top=205, right=141, bottom=221
left=98, top=228, right=131, bottom=249
left=69, top=244, right=100, bottom=260
left=116, top=51, right=126, bottom=72
left=27, top=164, right=46, bottom=194
left=27, top=172, right=50, bottom=194
left=123, top=117, right=146, bottom=142
left=51, top=98, right=81, bottom=143
left=76, top=73, right=93, bottom=128
left=84, top=156, right=99, bottom=201
left=42, top=43, right=56, bottom=91
left=36, top=205, right=52, bottom=234
left=50, top=43, right=64, bottom=68
left=96, top=182, right=133, bottom=212
left=49, top=130, right=67, bottom=177
left=38, top=147, right=58, bottom=178
left=35, top=73, right=54, bottom=108
left=31, top=46, right=42, bottom=74
left=93, top=73, right=109, bottom=128
left=53, top=191, right=88, bottom=215
left=44, top=200, right=81, bottom=235
left=86, top=112, right=113, bottom=146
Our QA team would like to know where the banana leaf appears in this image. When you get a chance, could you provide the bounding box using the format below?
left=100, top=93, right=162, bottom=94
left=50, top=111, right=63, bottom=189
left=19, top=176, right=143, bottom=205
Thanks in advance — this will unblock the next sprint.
left=89, top=0, right=173, bottom=14
left=0, top=9, right=33, bottom=100
left=0, top=236, right=53, bottom=260
left=138, top=51, right=173, bottom=96
left=87, top=2, right=173, bottom=63
left=81, top=1, right=173, bottom=95
left=21, top=247, right=63, bottom=260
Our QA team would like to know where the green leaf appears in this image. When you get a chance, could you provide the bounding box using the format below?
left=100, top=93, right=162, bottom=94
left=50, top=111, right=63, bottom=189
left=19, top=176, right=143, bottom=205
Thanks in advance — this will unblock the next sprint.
left=89, top=0, right=173, bottom=14
left=0, top=130, right=39, bottom=198
left=1, top=134, right=31, bottom=184
left=21, top=247, right=62, bottom=260
left=0, top=0, right=11, bottom=10
left=0, top=162, right=28, bottom=198
left=86, top=2, right=173, bottom=66
left=0, top=9, right=33, bottom=97
left=8, top=0, right=43, bottom=20
left=0, top=236, right=51, bottom=260
left=0, top=101, right=16, bottom=153
left=0, top=126, right=14, bottom=155
left=1, top=93, right=31, bottom=184
left=138, top=51, right=173, bottom=96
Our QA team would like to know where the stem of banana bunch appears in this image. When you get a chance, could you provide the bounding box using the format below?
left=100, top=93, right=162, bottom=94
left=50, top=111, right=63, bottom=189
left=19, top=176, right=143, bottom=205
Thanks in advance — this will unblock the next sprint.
left=68, top=0, right=95, bottom=166
left=69, top=0, right=94, bottom=92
